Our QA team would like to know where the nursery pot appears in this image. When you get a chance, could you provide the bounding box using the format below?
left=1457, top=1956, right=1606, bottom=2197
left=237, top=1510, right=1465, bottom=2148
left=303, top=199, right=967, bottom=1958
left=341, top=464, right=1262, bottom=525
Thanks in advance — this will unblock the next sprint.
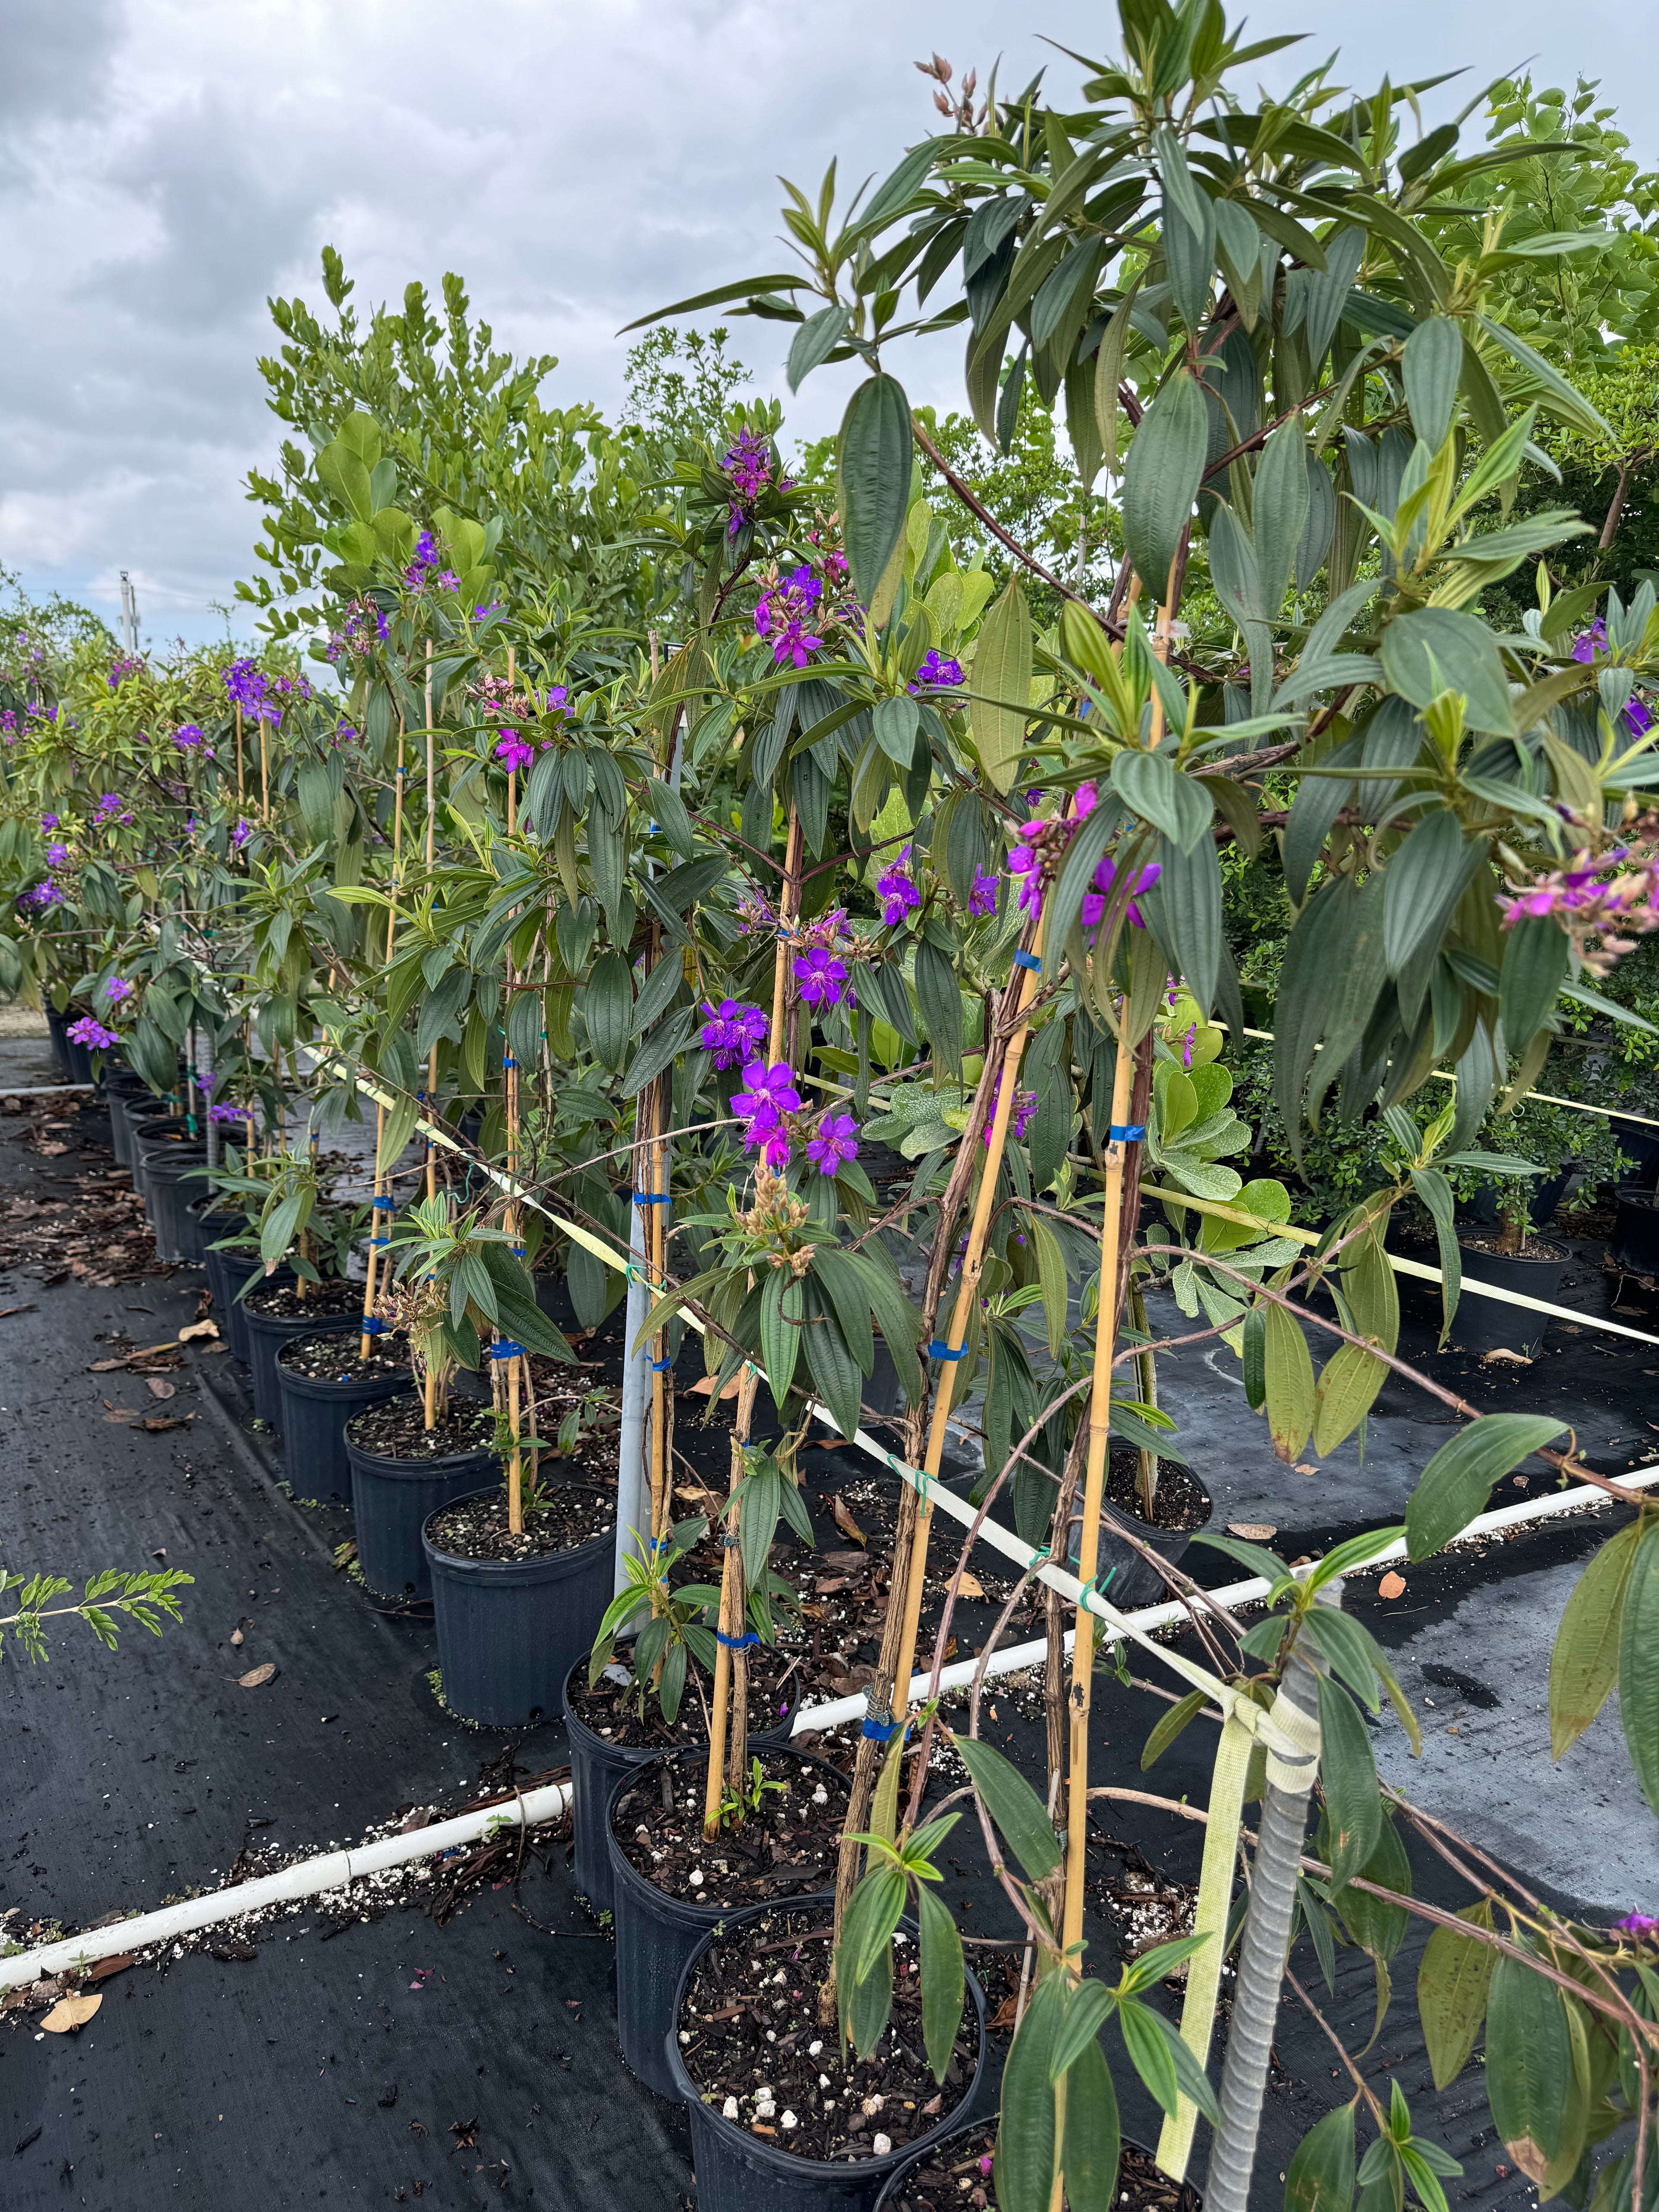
left=1459, top=1167, right=1574, bottom=1235
left=345, top=1421, right=498, bottom=1599
left=1612, top=1185, right=1659, bottom=1276
left=871, top=2120, right=1196, bottom=2212
left=1073, top=1457, right=1214, bottom=1612
left=203, top=1239, right=272, bottom=1364
left=423, top=1484, right=614, bottom=1727
left=143, top=1144, right=207, bottom=1264
left=563, top=1657, right=806, bottom=1920
left=665, top=1903, right=988, bottom=2212
left=1451, top=1239, right=1570, bottom=1358
left=275, top=1338, right=413, bottom=1506
left=609, top=1749, right=851, bottom=2101
left=1612, top=1127, right=1659, bottom=1191
left=177, top=1194, right=237, bottom=1268
left=44, top=1006, right=72, bottom=1081
left=105, top=1074, right=153, bottom=1166
left=242, top=1290, right=355, bottom=1427
left=127, top=1105, right=187, bottom=1198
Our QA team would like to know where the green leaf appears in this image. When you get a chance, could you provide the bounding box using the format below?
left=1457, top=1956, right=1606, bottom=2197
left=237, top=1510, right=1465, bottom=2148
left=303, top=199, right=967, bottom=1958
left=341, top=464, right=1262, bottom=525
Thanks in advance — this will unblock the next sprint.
left=1486, top=1949, right=1590, bottom=2195
left=787, top=304, right=851, bottom=392
left=953, top=1732, right=1062, bottom=1881
left=1382, top=808, right=1471, bottom=979
left=581, top=950, right=632, bottom=1072
left=1253, top=422, right=1312, bottom=622
left=1476, top=315, right=1613, bottom=443
left=760, top=1271, right=802, bottom=1410
left=1417, top=1899, right=1494, bottom=2091
left=1061, top=2034, right=1121, bottom=2212
left=1336, top=1811, right=1411, bottom=1962
left=1030, top=1217, right=1069, bottom=1361
left=1316, top=1673, right=1382, bottom=1892
left=839, top=373, right=913, bottom=607
left=1141, top=1688, right=1208, bottom=1770
left=1122, top=368, right=1208, bottom=601
left=1618, top=1518, right=1659, bottom=1816
left=1405, top=1414, right=1566, bottom=1560
left=1285, top=2101, right=1357, bottom=2212
left=873, top=693, right=921, bottom=766
left=995, top=1973, right=1063, bottom=2212
left=802, top=1274, right=865, bottom=1443
left=1378, top=607, right=1516, bottom=737
left=1312, top=1341, right=1389, bottom=1458
left=915, top=1883, right=966, bottom=2086
left=1409, top=1166, right=1460, bottom=1344
left=969, top=575, right=1033, bottom=794
left=914, top=937, right=965, bottom=1077
left=1402, top=317, right=1463, bottom=452
left=1499, top=915, right=1570, bottom=1049
left=1048, top=1982, right=1116, bottom=2083
left=1262, top=1300, right=1315, bottom=1462
left=1550, top=1520, right=1641, bottom=1757
left=812, top=1247, right=876, bottom=1376
left=1111, top=751, right=1213, bottom=854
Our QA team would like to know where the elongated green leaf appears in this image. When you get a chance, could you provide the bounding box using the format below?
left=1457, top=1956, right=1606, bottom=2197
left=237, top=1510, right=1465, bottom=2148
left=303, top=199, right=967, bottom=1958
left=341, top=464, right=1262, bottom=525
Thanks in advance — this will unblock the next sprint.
left=969, top=575, right=1033, bottom=794
left=1122, top=368, right=1207, bottom=600
left=1486, top=1950, right=1589, bottom=2193
left=1141, top=1688, right=1208, bottom=1770
left=1030, top=1216, right=1069, bottom=1361
left=1417, top=1899, right=1494, bottom=2090
left=1061, top=2035, right=1121, bottom=2212
left=840, top=374, right=913, bottom=607
left=1383, top=807, right=1468, bottom=977
left=1262, top=1300, right=1315, bottom=1462
left=811, top=1246, right=875, bottom=1376
left=1499, top=915, right=1570, bottom=1049
left=1316, top=1673, right=1382, bottom=1891
left=1550, top=1520, right=1641, bottom=1757
left=802, top=1275, right=865, bottom=1443
left=1253, top=422, right=1312, bottom=620
left=1048, top=1982, right=1116, bottom=2083
left=1378, top=607, right=1516, bottom=737
left=915, top=1883, right=966, bottom=2086
left=1618, top=1518, right=1659, bottom=1815
left=1285, top=2100, right=1357, bottom=2212
left=760, top=1271, right=801, bottom=1410
left=1477, top=315, right=1613, bottom=442
left=787, top=304, right=851, bottom=392
left=1312, top=1341, right=1388, bottom=1458
left=953, top=1732, right=1062, bottom=1881
left=1405, top=1413, right=1566, bottom=1560
left=1410, top=1166, right=1461, bottom=1344
left=581, top=950, right=632, bottom=1071
left=1111, top=752, right=1213, bottom=853
left=995, top=1973, right=1064, bottom=2212
left=1403, top=317, right=1463, bottom=451
left=914, top=937, right=964, bottom=1077
left=621, top=1006, right=696, bottom=1099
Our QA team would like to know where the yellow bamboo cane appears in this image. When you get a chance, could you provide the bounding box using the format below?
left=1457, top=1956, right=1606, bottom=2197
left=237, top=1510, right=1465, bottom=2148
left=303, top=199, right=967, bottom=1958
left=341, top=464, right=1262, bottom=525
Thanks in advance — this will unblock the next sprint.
left=359, top=714, right=405, bottom=1359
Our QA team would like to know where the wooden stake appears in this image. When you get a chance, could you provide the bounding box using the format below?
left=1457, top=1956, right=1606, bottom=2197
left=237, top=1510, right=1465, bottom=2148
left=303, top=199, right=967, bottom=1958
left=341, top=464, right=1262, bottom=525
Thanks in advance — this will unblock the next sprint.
left=359, top=715, right=405, bottom=1359
left=504, top=643, right=524, bottom=1537
left=425, top=642, right=439, bottom=1209
left=235, top=705, right=244, bottom=802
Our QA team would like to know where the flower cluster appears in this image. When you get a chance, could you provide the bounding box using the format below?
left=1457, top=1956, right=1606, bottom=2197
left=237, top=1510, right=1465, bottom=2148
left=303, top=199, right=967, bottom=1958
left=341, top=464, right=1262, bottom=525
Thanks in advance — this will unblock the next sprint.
left=699, top=998, right=769, bottom=1070
left=731, top=1058, right=803, bottom=1167
left=984, top=1071, right=1037, bottom=1145
left=107, top=654, right=145, bottom=689
left=93, top=792, right=135, bottom=826
left=1612, top=1910, right=1658, bottom=1942
left=495, top=731, right=535, bottom=774
left=1500, top=842, right=1659, bottom=977
left=172, top=722, right=205, bottom=749
left=224, top=658, right=278, bottom=721
left=67, top=1015, right=118, bottom=1050
left=909, top=650, right=964, bottom=694
left=210, top=1102, right=248, bottom=1125
left=721, top=429, right=787, bottom=536
left=16, top=880, right=60, bottom=914
left=1082, top=853, right=1160, bottom=932
left=103, top=976, right=134, bottom=1004
left=403, top=530, right=458, bottom=594
left=231, top=818, right=252, bottom=850
left=44, top=842, right=68, bottom=866
left=1572, top=623, right=1657, bottom=736
left=324, top=599, right=390, bottom=664
left=876, top=845, right=921, bottom=927
left=1005, top=784, right=1102, bottom=919
left=752, top=566, right=824, bottom=670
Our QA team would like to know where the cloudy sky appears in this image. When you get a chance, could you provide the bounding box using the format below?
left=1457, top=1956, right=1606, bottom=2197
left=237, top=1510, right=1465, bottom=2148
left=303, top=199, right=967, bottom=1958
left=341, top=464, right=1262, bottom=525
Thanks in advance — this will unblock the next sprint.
left=2, top=0, right=1653, bottom=648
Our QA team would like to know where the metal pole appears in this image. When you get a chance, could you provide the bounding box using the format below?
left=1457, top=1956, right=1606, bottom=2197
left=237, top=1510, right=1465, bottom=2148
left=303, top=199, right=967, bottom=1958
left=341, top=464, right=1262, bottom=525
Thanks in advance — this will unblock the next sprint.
left=118, top=572, right=138, bottom=655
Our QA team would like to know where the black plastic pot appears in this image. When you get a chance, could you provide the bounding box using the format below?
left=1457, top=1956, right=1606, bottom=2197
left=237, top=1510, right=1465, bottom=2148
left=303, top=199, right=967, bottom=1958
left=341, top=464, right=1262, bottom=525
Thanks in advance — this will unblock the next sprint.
left=423, top=1484, right=614, bottom=1727
left=243, top=1292, right=357, bottom=1427
left=871, top=2120, right=1196, bottom=2212
left=1078, top=1462, right=1214, bottom=1612
left=275, top=1340, right=413, bottom=1506
left=1452, top=1239, right=1570, bottom=1357
left=1613, top=1185, right=1659, bottom=1275
left=1613, top=1127, right=1659, bottom=1191
left=44, top=1007, right=72, bottom=1080
left=105, top=1076, right=153, bottom=1166
left=665, top=1903, right=988, bottom=2212
left=133, top=1115, right=198, bottom=1208
left=176, top=1194, right=234, bottom=1267
left=126, top=1105, right=184, bottom=1197
left=562, top=1656, right=804, bottom=1920
left=203, top=1238, right=268, bottom=1363
left=345, top=1426, right=497, bottom=1597
left=1460, top=1167, right=1574, bottom=1234
left=143, top=1145, right=208, bottom=1263
left=610, top=1749, right=851, bottom=2100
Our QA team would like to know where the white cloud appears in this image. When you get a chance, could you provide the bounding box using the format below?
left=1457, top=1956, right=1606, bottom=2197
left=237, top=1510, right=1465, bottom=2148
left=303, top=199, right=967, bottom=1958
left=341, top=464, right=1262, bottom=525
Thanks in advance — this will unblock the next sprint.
left=0, top=0, right=1653, bottom=645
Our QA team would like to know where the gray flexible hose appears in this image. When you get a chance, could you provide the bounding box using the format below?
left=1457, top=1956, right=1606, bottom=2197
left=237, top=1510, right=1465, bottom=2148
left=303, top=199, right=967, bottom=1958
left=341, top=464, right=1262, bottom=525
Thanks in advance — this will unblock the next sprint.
left=1204, top=1579, right=1341, bottom=2212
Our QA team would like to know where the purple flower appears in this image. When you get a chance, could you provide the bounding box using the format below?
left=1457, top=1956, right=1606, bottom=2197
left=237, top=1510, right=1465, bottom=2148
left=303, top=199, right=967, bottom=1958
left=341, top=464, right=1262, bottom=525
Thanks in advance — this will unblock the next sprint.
left=876, top=845, right=921, bottom=928
left=495, top=731, right=534, bottom=774
left=103, top=976, right=134, bottom=1003
left=230, top=818, right=251, bottom=850
left=172, top=722, right=204, bottom=749
left=210, top=1102, right=247, bottom=1125
left=793, top=947, right=848, bottom=1009
left=908, top=650, right=964, bottom=694
left=1570, top=623, right=1655, bottom=734
left=732, top=1058, right=803, bottom=1166
left=93, top=792, right=133, bottom=826
left=67, top=1016, right=118, bottom=1050
left=224, top=658, right=278, bottom=721
left=44, top=842, right=68, bottom=866
left=806, top=1112, right=860, bottom=1174
left=723, top=429, right=774, bottom=534
left=1613, top=1912, right=1659, bottom=1941
left=753, top=568, right=824, bottom=669
left=699, top=998, right=769, bottom=1071
left=547, top=685, right=569, bottom=715
left=1080, top=855, right=1162, bottom=932
left=16, top=880, right=60, bottom=914
left=39, top=813, right=58, bottom=831
left=403, top=529, right=441, bottom=592
left=107, top=654, right=144, bottom=688
left=968, top=865, right=998, bottom=919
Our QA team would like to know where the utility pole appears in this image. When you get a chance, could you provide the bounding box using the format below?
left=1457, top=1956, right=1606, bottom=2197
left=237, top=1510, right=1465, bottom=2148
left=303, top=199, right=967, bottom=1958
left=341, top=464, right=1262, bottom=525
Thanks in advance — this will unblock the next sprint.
left=118, top=571, right=139, bottom=654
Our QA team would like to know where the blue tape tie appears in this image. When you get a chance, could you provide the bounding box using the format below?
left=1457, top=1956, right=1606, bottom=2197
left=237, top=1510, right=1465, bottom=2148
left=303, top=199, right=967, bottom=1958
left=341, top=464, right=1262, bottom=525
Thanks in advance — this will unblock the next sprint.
left=368, top=1236, right=390, bottom=1248
left=360, top=1316, right=385, bottom=1335
left=372, top=1196, right=394, bottom=1210
left=861, top=1710, right=900, bottom=1742
left=927, top=1341, right=966, bottom=1361
left=715, top=1629, right=760, bottom=1650
left=502, top=1056, right=518, bottom=1070
left=1109, top=1124, right=1147, bottom=1141
left=648, top=1357, right=673, bottom=1371
left=632, top=1191, right=669, bottom=1205
left=489, top=1341, right=526, bottom=1360
left=1012, top=950, right=1041, bottom=972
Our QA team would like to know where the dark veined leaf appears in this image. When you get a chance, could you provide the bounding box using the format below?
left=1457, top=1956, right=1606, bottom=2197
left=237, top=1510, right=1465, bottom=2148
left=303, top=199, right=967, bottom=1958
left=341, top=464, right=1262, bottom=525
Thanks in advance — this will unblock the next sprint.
left=1409, top=1166, right=1460, bottom=1344
left=1402, top=316, right=1464, bottom=452
left=995, top=1973, right=1064, bottom=2212
left=1618, top=1517, right=1659, bottom=1815
left=1141, top=1688, right=1208, bottom=1770
left=1284, top=2100, right=1357, bottom=2212
left=915, top=1884, right=966, bottom=2086
left=812, top=1246, right=876, bottom=1376
left=580, top=950, right=632, bottom=1071
left=837, top=1862, right=906, bottom=2038
left=1110, top=751, right=1213, bottom=853
left=787, top=304, right=851, bottom=392
left=1549, top=1519, right=1641, bottom=1758
left=760, top=1271, right=803, bottom=1411
left=1499, top=915, right=1570, bottom=1049
left=1252, top=421, right=1312, bottom=622
left=1316, top=1672, right=1382, bottom=1892
left=1378, top=607, right=1516, bottom=737
left=1122, top=368, right=1208, bottom=602
left=1048, top=1981, right=1115, bottom=2083
left=969, top=575, right=1033, bottom=795
left=1417, top=1899, right=1494, bottom=2091
left=1405, top=1414, right=1566, bottom=1560
left=953, top=1732, right=1062, bottom=1881
left=1262, top=1300, right=1316, bottom=1462
left=1383, top=808, right=1468, bottom=978
left=1486, top=1949, right=1590, bottom=2194
left=1335, top=1810, right=1411, bottom=1962
left=1061, top=2035, right=1121, bottom=2212
left=839, top=374, right=913, bottom=607
left=802, top=1274, right=865, bottom=1443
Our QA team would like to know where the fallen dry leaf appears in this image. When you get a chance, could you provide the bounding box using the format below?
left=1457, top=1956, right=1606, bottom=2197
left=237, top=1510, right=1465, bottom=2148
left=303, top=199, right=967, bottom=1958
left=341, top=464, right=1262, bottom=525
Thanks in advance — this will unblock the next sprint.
left=955, top=1570, right=985, bottom=1600
left=178, top=1319, right=219, bottom=1341
left=87, top=1955, right=133, bottom=1983
left=688, top=1373, right=741, bottom=1401
left=35, top=1141, right=67, bottom=1157
left=1293, top=1463, right=1319, bottom=1477
left=831, top=1495, right=868, bottom=1548
left=1227, top=1522, right=1278, bottom=1541
left=142, top=1416, right=190, bottom=1432
left=238, top=1662, right=276, bottom=1688
left=41, top=1993, right=100, bottom=2033
left=0, top=1303, right=35, bottom=1317
left=230, top=1628, right=244, bottom=1646
left=145, top=1377, right=176, bottom=1399
left=88, top=1358, right=128, bottom=1373
left=1481, top=1348, right=1531, bottom=1366
left=102, top=1409, right=138, bottom=1424
left=1378, top=1570, right=1406, bottom=1600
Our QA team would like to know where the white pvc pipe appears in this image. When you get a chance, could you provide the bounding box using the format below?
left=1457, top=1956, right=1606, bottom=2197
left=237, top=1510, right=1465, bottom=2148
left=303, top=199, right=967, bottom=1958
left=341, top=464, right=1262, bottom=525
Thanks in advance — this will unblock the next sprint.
left=0, top=1781, right=570, bottom=1994
left=786, top=1465, right=1659, bottom=1737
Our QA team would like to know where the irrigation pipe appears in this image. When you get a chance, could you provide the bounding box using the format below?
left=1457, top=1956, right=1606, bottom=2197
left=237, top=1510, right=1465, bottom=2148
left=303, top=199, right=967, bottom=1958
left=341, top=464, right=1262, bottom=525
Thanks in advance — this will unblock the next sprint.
left=787, top=1464, right=1659, bottom=1734
left=9, top=1462, right=1654, bottom=1999
left=0, top=1781, right=571, bottom=1996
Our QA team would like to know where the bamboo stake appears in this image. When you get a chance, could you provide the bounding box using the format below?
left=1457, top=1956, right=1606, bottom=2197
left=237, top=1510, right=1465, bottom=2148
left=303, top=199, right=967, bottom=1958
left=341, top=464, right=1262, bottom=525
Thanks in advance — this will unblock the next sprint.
left=235, top=704, right=244, bottom=803
left=501, top=648, right=527, bottom=1534
left=359, top=715, right=405, bottom=1360
left=425, top=641, right=439, bottom=1208
left=260, top=706, right=270, bottom=823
